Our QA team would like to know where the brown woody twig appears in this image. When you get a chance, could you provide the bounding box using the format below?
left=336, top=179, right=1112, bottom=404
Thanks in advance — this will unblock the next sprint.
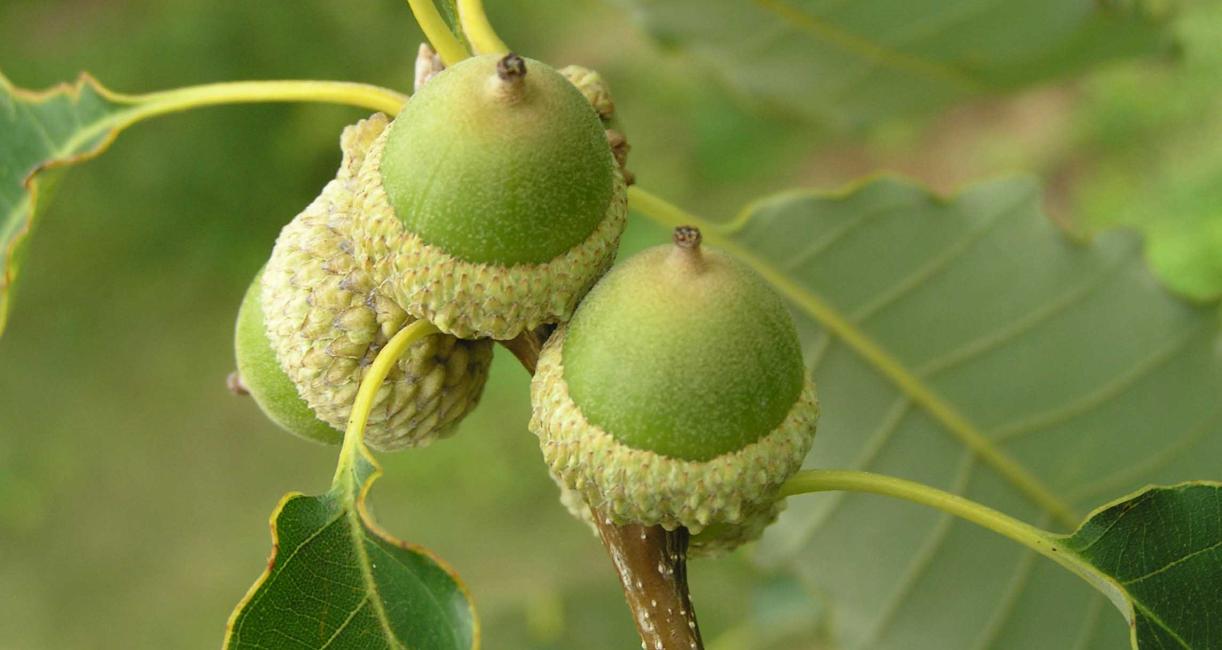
left=499, top=329, right=704, bottom=650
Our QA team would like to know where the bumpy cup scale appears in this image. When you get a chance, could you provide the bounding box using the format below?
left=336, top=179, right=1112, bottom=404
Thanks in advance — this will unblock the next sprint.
left=531, top=227, right=819, bottom=555
left=352, top=53, right=628, bottom=340
left=243, top=115, right=493, bottom=452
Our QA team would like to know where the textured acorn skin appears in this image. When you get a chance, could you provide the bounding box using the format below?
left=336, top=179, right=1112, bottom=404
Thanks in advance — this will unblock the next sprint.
left=235, top=271, right=341, bottom=446
left=260, top=115, right=493, bottom=452
left=530, top=241, right=819, bottom=551
left=565, top=244, right=808, bottom=461
left=353, top=54, right=628, bottom=340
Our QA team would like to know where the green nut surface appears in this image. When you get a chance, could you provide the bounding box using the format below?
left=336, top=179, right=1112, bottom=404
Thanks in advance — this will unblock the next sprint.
left=562, top=242, right=807, bottom=462
left=380, top=53, right=615, bottom=266
left=235, top=271, right=341, bottom=446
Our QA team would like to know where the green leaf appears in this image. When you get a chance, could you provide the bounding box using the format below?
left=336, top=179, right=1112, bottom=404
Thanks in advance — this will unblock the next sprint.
left=617, top=0, right=1175, bottom=128
left=0, top=72, right=405, bottom=337
left=435, top=0, right=472, bottom=51
left=1072, top=2, right=1222, bottom=301
left=778, top=471, right=1220, bottom=650
left=1059, top=482, right=1221, bottom=650
left=224, top=436, right=478, bottom=649
left=630, top=177, right=1221, bottom=649
left=0, top=73, right=127, bottom=337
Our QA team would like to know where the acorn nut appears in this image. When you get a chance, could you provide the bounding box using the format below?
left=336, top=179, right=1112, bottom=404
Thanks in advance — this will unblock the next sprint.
left=235, top=269, right=342, bottom=446
left=353, top=53, right=628, bottom=340
left=530, top=227, right=819, bottom=555
left=239, top=115, right=493, bottom=452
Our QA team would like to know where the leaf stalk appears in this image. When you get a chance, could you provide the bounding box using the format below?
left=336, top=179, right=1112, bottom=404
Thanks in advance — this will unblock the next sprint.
left=406, top=0, right=471, bottom=65
left=457, top=0, right=511, bottom=55
left=333, top=319, right=440, bottom=486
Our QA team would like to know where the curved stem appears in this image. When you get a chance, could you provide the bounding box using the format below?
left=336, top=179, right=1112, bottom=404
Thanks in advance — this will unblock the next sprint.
left=780, top=470, right=1114, bottom=603
left=628, top=185, right=723, bottom=233
left=457, top=0, right=510, bottom=55
left=51, top=80, right=408, bottom=170
left=781, top=470, right=1054, bottom=551
left=333, top=319, right=440, bottom=485
left=406, top=0, right=470, bottom=65
left=117, top=80, right=407, bottom=125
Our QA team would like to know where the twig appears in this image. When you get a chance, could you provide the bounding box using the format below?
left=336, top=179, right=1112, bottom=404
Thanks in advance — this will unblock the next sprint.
left=498, top=329, right=705, bottom=649
left=593, top=515, right=703, bottom=650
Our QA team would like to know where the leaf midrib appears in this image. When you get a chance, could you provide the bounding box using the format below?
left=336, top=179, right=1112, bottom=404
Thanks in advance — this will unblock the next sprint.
left=341, top=461, right=408, bottom=650
left=753, top=0, right=982, bottom=92
left=698, top=223, right=1081, bottom=529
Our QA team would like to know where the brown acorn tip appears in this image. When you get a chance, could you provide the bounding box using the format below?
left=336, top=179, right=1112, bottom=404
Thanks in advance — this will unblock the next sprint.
left=497, top=53, right=527, bottom=82
left=673, top=226, right=702, bottom=250
left=670, top=225, right=705, bottom=272
left=226, top=371, right=249, bottom=396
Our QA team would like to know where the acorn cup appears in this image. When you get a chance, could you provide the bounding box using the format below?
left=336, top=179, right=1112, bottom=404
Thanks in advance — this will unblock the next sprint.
left=236, top=115, right=493, bottom=452
left=530, top=227, right=819, bottom=555
left=351, top=52, right=629, bottom=340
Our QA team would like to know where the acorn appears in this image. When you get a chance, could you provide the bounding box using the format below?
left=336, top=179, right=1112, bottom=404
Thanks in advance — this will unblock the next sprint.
left=530, top=227, right=819, bottom=554
left=240, top=115, right=493, bottom=452
left=352, top=52, right=628, bottom=340
left=235, top=270, right=341, bottom=446
left=560, top=64, right=632, bottom=184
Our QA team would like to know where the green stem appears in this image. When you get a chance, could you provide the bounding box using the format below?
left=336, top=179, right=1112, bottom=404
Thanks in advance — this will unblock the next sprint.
left=116, top=80, right=407, bottom=125
left=406, top=0, right=470, bottom=65
left=780, top=470, right=1121, bottom=610
left=457, top=0, right=510, bottom=55
left=627, top=185, right=723, bottom=233
left=60, top=80, right=408, bottom=165
left=332, top=319, right=440, bottom=487
left=781, top=470, right=1056, bottom=553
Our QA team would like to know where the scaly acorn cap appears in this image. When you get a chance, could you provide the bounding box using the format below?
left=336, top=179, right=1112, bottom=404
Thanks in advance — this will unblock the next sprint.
left=352, top=53, right=628, bottom=340
left=548, top=473, right=786, bottom=557
left=558, top=65, right=615, bottom=122
left=530, top=227, right=818, bottom=550
left=259, top=115, right=493, bottom=452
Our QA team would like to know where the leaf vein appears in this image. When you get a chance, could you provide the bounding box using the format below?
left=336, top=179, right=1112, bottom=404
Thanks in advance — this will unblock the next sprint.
left=851, top=190, right=1022, bottom=324
left=1124, top=539, right=1222, bottom=586
left=916, top=252, right=1131, bottom=378
left=859, top=452, right=978, bottom=647
left=753, top=0, right=981, bottom=91
left=991, top=322, right=1206, bottom=443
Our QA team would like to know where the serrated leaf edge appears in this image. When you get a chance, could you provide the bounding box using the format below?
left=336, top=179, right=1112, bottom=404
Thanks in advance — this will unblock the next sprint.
left=220, top=443, right=481, bottom=649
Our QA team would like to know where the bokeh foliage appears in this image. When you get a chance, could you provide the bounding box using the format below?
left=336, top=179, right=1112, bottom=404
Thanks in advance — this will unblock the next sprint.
left=0, top=0, right=1217, bottom=648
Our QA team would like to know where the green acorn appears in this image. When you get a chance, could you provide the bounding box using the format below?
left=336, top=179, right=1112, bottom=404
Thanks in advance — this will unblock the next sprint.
left=352, top=52, right=628, bottom=340
left=239, top=115, right=493, bottom=452
left=530, top=227, right=818, bottom=554
left=235, top=270, right=341, bottom=446
left=560, top=64, right=631, bottom=183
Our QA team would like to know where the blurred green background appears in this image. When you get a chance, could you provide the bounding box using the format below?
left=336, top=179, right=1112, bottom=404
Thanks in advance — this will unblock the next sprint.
left=0, top=0, right=1217, bottom=648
